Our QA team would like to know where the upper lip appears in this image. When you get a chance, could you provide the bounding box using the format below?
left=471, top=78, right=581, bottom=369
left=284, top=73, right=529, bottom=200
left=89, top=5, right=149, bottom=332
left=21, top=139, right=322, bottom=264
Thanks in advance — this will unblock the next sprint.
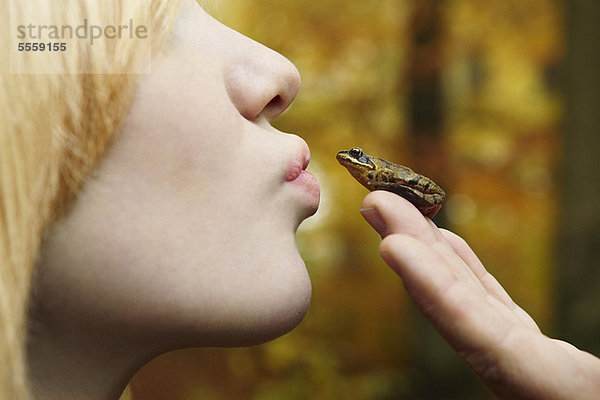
left=285, top=139, right=311, bottom=181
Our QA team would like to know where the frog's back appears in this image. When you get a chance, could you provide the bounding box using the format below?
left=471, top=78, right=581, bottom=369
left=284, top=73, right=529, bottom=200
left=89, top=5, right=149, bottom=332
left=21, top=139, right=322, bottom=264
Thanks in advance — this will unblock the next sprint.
left=370, top=157, right=417, bottom=182
left=369, top=156, right=445, bottom=199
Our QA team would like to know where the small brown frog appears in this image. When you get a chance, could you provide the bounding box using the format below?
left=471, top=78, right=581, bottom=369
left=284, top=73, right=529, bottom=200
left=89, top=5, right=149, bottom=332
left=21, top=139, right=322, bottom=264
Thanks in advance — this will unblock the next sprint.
left=336, top=147, right=446, bottom=218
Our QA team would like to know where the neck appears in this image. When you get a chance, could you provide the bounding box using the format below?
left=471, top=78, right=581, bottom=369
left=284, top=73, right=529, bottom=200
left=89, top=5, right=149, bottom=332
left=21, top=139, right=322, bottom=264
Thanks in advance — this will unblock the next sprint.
left=26, top=322, right=156, bottom=400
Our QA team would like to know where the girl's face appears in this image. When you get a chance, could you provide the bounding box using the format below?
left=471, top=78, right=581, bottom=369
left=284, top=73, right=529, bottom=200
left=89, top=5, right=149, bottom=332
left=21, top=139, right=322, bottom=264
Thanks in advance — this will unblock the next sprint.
left=34, top=0, right=319, bottom=356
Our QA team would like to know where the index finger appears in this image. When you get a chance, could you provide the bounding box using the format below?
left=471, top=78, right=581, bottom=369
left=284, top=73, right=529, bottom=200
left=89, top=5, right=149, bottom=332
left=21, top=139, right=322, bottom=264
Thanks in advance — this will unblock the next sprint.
left=361, top=191, right=486, bottom=294
left=360, top=190, right=443, bottom=245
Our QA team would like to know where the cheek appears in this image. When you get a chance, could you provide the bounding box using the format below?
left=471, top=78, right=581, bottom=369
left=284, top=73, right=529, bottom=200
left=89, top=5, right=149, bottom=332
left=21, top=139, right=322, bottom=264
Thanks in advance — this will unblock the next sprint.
left=35, top=168, right=312, bottom=347
left=110, top=97, right=246, bottom=205
left=119, top=50, right=246, bottom=186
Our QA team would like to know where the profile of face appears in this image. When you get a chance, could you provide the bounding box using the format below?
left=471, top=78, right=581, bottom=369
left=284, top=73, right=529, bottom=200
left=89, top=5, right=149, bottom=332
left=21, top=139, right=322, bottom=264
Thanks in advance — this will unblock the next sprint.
left=30, top=0, right=319, bottom=384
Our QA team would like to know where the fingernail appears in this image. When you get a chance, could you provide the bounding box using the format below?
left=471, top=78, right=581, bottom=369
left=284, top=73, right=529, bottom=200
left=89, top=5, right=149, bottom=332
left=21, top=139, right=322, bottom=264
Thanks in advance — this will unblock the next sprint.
left=360, top=206, right=387, bottom=237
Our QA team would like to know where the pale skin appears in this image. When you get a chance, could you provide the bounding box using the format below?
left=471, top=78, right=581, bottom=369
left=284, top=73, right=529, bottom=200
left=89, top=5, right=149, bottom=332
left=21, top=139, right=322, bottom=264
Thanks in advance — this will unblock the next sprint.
left=361, top=190, right=600, bottom=400
left=28, top=1, right=318, bottom=399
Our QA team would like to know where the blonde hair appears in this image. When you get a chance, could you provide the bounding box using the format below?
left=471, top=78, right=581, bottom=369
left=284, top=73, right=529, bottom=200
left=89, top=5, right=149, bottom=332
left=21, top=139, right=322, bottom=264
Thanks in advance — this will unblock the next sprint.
left=0, top=1, right=181, bottom=398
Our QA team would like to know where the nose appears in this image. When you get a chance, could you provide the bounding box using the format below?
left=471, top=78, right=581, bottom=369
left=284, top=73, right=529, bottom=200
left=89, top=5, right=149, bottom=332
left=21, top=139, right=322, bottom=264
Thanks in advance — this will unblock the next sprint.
left=224, top=37, right=301, bottom=122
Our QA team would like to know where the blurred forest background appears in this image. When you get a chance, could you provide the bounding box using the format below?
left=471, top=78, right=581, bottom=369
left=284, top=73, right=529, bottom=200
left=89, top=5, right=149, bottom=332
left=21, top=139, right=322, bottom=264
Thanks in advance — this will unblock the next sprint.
left=132, top=0, right=600, bottom=399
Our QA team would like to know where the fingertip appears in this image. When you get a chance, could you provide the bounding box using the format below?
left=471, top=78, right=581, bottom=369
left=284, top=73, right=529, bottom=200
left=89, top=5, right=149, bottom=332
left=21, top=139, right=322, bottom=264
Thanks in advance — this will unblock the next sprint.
left=379, top=233, right=422, bottom=277
left=360, top=191, right=379, bottom=210
left=379, top=233, right=402, bottom=257
left=379, top=234, right=397, bottom=265
left=360, top=207, right=387, bottom=237
left=361, top=191, right=414, bottom=238
left=378, top=234, right=461, bottom=314
left=379, top=234, right=410, bottom=278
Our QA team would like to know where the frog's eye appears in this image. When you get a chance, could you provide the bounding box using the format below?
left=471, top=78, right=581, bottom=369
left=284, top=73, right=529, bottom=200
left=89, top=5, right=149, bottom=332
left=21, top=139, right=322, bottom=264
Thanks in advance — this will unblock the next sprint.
left=350, top=147, right=363, bottom=158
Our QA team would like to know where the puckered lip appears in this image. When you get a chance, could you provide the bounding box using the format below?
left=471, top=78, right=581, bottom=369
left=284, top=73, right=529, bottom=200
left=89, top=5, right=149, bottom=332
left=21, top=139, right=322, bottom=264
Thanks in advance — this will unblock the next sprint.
left=283, top=138, right=320, bottom=216
left=285, top=140, right=311, bottom=182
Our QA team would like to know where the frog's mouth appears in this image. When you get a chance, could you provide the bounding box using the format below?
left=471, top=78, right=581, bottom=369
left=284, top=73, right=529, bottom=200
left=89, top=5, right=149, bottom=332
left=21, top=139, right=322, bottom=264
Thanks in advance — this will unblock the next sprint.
left=336, top=160, right=375, bottom=191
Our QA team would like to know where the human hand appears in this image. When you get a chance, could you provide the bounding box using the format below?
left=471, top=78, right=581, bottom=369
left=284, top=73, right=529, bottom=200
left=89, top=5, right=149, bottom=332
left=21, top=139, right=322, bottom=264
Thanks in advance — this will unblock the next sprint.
left=360, top=191, right=600, bottom=400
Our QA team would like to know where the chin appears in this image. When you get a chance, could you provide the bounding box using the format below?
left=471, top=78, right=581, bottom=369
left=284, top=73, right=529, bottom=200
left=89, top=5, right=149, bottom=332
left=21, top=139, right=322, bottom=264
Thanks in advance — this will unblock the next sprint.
left=227, top=294, right=311, bottom=348
left=225, top=257, right=312, bottom=347
left=171, top=249, right=313, bottom=349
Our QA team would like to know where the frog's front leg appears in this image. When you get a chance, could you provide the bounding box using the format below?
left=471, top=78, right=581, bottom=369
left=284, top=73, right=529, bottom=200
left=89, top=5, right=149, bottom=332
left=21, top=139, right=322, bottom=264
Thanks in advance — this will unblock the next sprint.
left=367, top=181, right=442, bottom=218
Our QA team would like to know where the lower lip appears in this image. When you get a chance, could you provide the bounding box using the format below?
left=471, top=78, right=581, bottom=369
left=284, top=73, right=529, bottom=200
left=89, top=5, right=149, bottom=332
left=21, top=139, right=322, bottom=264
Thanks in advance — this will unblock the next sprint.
left=289, top=170, right=320, bottom=211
